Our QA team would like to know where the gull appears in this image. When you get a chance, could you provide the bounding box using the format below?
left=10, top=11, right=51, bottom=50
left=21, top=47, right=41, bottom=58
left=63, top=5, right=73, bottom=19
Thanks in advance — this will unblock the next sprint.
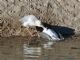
left=36, top=26, right=64, bottom=41
left=19, top=15, right=43, bottom=36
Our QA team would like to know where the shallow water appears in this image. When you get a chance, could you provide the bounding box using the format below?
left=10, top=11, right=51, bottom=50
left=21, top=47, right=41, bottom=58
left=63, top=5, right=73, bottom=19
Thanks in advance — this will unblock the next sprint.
left=0, top=35, right=80, bottom=60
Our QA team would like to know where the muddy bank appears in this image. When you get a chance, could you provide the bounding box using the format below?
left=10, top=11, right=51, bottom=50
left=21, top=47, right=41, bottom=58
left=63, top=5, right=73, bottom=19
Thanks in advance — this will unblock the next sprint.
left=0, top=0, right=80, bottom=37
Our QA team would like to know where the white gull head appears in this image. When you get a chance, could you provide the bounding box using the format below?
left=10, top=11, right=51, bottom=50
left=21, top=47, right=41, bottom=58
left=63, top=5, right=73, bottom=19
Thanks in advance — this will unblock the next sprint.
left=19, top=15, right=43, bottom=28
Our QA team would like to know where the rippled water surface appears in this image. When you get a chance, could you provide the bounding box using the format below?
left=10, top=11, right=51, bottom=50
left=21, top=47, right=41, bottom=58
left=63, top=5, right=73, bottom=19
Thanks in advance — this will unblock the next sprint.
left=0, top=35, right=80, bottom=60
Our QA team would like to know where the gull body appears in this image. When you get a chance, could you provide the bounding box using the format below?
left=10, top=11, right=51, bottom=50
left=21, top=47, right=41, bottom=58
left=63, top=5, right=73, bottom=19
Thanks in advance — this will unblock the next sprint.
left=36, top=26, right=64, bottom=41
left=42, top=27, right=61, bottom=40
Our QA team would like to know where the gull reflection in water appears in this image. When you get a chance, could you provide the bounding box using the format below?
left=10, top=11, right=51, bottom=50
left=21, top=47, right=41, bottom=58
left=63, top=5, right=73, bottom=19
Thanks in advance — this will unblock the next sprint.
left=23, top=44, right=41, bottom=60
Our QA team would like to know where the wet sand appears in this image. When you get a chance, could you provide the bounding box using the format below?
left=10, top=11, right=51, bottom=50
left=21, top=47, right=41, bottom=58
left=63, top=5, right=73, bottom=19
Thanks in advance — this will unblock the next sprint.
left=0, top=35, right=80, bottom=60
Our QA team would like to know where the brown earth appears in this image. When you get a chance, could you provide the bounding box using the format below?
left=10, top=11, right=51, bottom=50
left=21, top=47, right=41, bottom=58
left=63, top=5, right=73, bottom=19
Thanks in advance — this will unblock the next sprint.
left=0, top=0, right=80, bottom=37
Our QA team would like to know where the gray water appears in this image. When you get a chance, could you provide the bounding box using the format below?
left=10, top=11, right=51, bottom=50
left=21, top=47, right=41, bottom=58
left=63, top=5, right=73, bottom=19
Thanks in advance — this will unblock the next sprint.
left=0, top=36, right=80, bottom=60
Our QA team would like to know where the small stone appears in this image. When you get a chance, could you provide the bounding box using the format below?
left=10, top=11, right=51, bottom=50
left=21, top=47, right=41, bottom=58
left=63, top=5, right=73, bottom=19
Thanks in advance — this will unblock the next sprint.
left=77, top=0, right=80, bottom=2
left=57, top=0, right=62, bottom=2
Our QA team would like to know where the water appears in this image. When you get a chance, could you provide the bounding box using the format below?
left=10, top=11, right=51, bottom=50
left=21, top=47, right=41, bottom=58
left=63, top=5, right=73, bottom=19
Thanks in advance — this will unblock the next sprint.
left=23, top=44, right=41, bottom=60
left=0, top=35, right=80, bottom=60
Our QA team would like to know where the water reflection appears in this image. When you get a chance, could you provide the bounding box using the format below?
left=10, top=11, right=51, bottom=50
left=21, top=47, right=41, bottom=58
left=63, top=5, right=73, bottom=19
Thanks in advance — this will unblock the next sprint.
left=42, top=41, right=55, bottom=49
left=23, top=44, right=41, bottom=60
left=23, top=41, right=55, bottom=60
left=0, top=36, right=80, bottom=60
